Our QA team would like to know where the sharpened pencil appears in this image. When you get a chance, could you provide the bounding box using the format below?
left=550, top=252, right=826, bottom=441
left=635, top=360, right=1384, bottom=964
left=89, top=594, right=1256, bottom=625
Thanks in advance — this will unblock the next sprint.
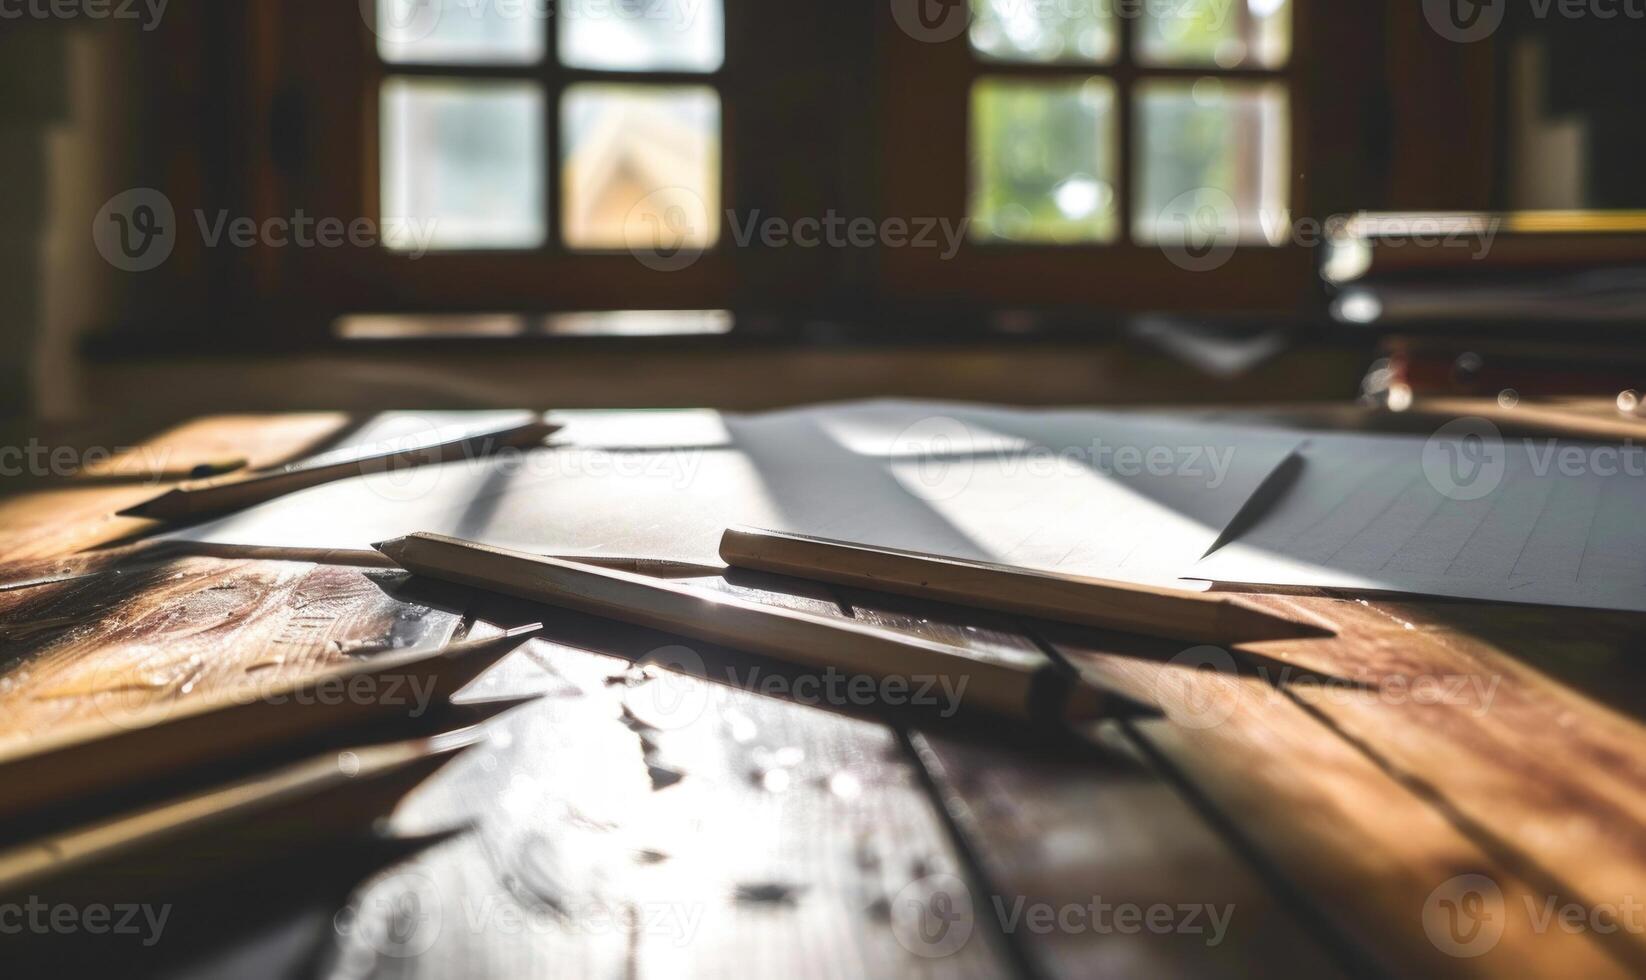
left=0, top=733, right=478, bottom=896
left=718, top=526, right=1329, bottom=645
left=118, top=419, right=561, bottom=521
left=0, top=625, right=542, bottom=823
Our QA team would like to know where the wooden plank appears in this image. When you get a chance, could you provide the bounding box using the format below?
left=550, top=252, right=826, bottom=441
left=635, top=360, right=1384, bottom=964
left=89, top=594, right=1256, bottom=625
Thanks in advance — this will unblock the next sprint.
left=327, top=589, right=1020, bottom=977
left=912, top=727, right=1347, bottom=979
left=837, top=587, right=1348, bottom=979
left=0, top=628, right=538, bottom=824
left=1043, top=618, right=1636, bottom=978
left=1227, top=591, right=1646, bottom=974
left=0, top=555, right=463, bottom=741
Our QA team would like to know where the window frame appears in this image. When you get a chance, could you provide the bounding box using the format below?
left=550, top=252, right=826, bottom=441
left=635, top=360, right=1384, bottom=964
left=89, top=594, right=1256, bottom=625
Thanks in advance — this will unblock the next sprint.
left=878, top=0, right=1319, bottom=314
left=369, top=58, right=728, bottom=256
left=266, top=1, right=740, bottom=318
left=231, top=0, right=1402, bottom=339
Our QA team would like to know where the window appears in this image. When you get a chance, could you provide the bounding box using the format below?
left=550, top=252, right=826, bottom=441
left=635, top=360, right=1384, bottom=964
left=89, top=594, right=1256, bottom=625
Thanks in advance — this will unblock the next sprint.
left=881, top=0, right=1310, bottom=312
left=963, top=0, right=1292, bottom=249
left=252, top=1, right=1331, bottom=330
left=373, top=0, right=724, bottom=255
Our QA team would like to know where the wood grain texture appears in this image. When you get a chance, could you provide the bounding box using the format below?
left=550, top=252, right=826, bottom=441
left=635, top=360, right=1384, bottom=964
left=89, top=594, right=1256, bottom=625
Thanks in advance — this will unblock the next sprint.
left=320, top=590, right=1019, bottom=978
left=1232, top=592, right=1646, bottom=974
left=0, top=556, right=462, bottom=742
left=911, top=727, right=1347, bottom=980
left=1044, top=617, right=1638, bottom=978
left=1, top=404, right=1641, bottom=978
left=837, top=587, right=1350, bottom=979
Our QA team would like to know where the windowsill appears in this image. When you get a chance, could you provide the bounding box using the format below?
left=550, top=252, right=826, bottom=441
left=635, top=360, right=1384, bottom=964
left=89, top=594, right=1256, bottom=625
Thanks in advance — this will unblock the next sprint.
left=81, top=308, right=1342, bottom=366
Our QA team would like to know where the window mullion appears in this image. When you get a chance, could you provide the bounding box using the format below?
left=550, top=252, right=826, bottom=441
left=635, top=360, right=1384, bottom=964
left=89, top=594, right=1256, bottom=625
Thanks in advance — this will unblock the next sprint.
left=1117, top=10, right=1135, bottom=243
left=544, top=14, right=561, bottom=253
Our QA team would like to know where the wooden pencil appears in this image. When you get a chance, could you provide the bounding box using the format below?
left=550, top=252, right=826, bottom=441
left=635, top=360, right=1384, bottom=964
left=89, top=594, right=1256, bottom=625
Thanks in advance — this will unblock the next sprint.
left=718, top=526, right=1328, bottom=644
left=375, top=533, right=1129, bottom=726
left=0, top=625, right=541, bottom=823
left=118, top=418, right=561, bottom=521
left=0, top=546, right=720, bottom=594
left=0, top=733, right=477, bottom=897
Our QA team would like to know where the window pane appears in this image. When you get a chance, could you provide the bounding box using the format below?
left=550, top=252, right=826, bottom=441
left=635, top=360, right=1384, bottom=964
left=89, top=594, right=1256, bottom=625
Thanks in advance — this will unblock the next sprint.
left=559, top=0, right=724, bottom=72
left=381, top=79, right=546, bottom=250
left=1133, top=79, right=1290, bottom=246
left=969, top=0, right=1115, bottom=64
left=375, top=0, right=544, bottom=64
left=561, top=84, right=721, bottom=250
left=1138, top=0, right=1291, bottom=68
left=969, top=78, right=1118, bottom=244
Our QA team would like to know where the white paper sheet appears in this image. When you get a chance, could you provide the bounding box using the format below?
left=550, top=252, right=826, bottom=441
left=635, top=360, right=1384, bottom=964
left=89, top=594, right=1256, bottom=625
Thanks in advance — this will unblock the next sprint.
left=167, top=400, right=1303, bottom=587
left=1192, top=430, right=1646, bottom=612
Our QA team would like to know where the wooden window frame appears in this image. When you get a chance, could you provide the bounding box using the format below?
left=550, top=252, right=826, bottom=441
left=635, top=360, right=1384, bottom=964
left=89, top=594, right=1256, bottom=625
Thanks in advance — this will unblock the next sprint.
left=269, top=1, right=740, bottom=316
left=878, top=0, right=1321, bottom=314
left=211, top=0, right=1415, bottom=342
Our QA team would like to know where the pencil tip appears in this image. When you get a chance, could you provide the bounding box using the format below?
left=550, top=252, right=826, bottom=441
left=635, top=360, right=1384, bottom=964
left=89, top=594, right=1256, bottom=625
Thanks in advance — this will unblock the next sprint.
left=1222, top=598, right=1335, bottom=642
left=116, top=493, right=173, bottom=519
left=1110, top=692, right=1165, bottom=720
left=448, top=692, right=546, bottom=721
left=443, top=623, right=544, bottom=653
left=372, top=536, right=407, bottom=556
left=1061, top=679, right=1160, bottom=724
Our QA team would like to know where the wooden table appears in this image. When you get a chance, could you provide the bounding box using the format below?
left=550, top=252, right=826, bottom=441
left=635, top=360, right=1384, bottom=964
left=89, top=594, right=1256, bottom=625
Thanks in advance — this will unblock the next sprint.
left=1, top=406, right=1643, bottom=978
